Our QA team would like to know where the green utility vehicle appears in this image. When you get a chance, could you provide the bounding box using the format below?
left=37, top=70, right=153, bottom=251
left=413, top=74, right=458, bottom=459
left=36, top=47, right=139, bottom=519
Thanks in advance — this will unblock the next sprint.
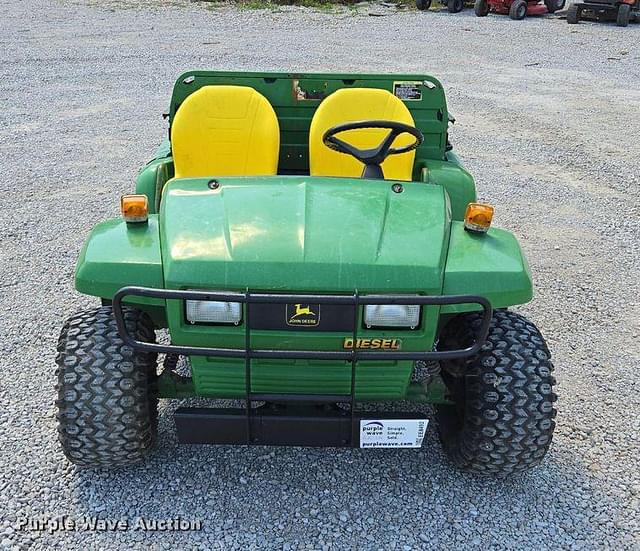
left=56, top=71, right=557, bottom=476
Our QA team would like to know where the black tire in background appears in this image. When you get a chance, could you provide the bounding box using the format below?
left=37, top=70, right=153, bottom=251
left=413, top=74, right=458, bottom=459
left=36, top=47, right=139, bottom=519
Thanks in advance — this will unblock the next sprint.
left=416, top=0, right=433, bottom=10
left=545, top=0, right=564, bottom=12
left=55, top=306, right=158, bottom=468
left=435, top=310, right=557, bottom=477
left=509, top=0, right=528, bottom=18
left=566, top=3, right=581, bottom=22
left=475, top=0, right=490, bottom=15
left=448, top=0, right=465, bottom=12
left=616, top=3, right=631, bottom=26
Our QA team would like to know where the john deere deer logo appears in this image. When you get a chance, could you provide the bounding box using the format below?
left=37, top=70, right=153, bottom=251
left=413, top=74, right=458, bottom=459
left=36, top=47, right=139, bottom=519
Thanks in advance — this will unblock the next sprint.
left=292, top=304, right=313, bottom=318
left=286, top=303, right=320, bottom=327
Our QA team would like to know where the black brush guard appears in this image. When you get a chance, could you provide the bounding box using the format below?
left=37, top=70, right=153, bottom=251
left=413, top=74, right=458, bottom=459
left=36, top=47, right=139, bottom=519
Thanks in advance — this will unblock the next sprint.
left=113, top=286, right=492, bottom=447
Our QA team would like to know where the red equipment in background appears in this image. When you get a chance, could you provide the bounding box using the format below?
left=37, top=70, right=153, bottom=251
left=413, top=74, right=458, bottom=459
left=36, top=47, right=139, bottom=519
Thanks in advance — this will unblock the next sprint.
left=474, top=0, right=564, bottom=19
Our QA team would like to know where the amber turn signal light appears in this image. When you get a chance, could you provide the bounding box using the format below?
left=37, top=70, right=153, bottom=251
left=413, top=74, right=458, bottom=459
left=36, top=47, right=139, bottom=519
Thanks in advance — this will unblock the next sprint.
left=464, top=203, right=494, bottom=234
left=121, top=194, right=148, bottom=224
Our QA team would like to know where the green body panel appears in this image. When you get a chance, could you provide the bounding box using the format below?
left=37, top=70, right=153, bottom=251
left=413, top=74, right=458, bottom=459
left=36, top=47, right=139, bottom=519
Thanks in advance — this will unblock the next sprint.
left=136, top=140, right=174, bottom=213
left=73, top=70, right=535, bottom=402
left=442, top=222, right=533, bottom=313
left=190, top=357, right=414, bottom=400
left=156, top=367, right=450, bottom=404
left=161, top=177, right=449, bottom=293
left=135, top=158, right=173, bottom=214
left=75, top=215, right=164, bottom=306
left=424, top=155, right=477, bottom=221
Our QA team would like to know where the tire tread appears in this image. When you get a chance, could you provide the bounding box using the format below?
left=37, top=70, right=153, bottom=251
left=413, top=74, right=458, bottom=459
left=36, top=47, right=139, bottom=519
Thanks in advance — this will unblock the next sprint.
left=436, top=310, right=557, bottom=477
left=55, top=307, right=158, bottom=468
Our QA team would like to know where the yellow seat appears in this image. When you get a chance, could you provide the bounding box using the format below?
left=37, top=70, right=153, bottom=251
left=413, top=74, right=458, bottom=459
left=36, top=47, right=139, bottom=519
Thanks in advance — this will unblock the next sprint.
left=171, top=85, right=279, bottom=178
left=309, top=88, right=417, bottom=181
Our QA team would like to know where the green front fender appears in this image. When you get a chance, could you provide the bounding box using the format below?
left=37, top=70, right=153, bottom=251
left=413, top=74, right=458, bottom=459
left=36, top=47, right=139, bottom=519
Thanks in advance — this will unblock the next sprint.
left=442, top=221, right=533, bottom=313
left=75, top=215, right=165, bottom=317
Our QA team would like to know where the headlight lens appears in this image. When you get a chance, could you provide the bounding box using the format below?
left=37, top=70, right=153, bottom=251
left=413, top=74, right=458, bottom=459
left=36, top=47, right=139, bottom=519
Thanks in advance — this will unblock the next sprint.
left=364, top=304, right=421, bottom=329
left=185, top=300, right=242, bottom=324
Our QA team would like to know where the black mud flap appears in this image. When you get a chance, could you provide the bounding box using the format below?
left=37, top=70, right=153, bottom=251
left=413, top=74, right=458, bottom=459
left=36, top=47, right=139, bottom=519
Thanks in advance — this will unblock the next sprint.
left=174, top=406, right=428, bottom=448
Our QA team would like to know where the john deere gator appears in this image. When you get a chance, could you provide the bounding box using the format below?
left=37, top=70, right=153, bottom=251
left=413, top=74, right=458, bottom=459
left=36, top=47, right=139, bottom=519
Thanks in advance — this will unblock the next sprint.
left=55, top=71, right=557, bottom=476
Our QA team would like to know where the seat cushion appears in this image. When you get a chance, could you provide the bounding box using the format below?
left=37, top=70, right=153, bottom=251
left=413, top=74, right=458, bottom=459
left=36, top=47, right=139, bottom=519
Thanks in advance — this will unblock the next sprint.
left=309, top=88, right=417, bottom=181
left=171, top=85, right=279, bottom=178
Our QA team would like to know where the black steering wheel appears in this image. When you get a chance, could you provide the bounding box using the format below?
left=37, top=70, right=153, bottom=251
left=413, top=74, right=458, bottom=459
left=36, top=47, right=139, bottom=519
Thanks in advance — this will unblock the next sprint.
left=322, top=120, right=424, bottom=180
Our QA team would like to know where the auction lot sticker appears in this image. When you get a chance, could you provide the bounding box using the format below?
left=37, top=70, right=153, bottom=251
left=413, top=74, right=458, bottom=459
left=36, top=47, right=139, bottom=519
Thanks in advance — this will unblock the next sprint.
left=360, top=419, right=427, bottom=448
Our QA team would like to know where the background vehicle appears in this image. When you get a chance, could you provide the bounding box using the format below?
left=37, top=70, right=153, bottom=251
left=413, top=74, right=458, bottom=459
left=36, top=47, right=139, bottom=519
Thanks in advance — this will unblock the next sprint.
left=416, top=0, right=466, bottom=14
left=55, top=71, right=557, bottom=476
left=567, top=0, right=638, bottom=26
left=475, top=0, right=564, bottom=19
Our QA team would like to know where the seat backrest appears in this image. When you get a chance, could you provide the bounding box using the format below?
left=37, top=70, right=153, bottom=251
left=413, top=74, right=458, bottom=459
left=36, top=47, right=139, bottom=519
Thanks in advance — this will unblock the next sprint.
left=171, top=85, right=279, bottom=178
left=309, top=88, right=417, bottom=181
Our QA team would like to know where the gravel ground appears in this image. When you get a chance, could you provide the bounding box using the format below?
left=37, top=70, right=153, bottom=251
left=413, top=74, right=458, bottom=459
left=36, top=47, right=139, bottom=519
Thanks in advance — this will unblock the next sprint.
left=1, top=0, right=639, bottom=548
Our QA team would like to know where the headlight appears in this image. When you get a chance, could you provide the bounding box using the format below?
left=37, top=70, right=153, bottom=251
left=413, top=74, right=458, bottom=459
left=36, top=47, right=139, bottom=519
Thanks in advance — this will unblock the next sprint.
left=185, top=300, right=242, bottom=324
left=364, top=304, right=421, bottom=329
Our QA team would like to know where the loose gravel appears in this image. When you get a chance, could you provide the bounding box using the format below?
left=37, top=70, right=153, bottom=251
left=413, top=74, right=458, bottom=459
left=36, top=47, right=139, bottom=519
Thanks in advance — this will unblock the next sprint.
left=1, top=0, right=639, bottom=548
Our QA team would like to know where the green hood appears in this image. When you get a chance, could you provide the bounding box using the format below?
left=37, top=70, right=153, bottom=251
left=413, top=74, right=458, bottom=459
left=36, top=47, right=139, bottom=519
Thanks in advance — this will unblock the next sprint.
left=160, top=176, right=450, bottom=293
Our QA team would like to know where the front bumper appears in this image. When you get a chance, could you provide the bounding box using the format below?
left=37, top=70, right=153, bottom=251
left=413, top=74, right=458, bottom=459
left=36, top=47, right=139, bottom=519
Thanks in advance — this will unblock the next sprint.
left=113, top=286, right=492, bottom=447
left=113, top=286, right=492, bottom=362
